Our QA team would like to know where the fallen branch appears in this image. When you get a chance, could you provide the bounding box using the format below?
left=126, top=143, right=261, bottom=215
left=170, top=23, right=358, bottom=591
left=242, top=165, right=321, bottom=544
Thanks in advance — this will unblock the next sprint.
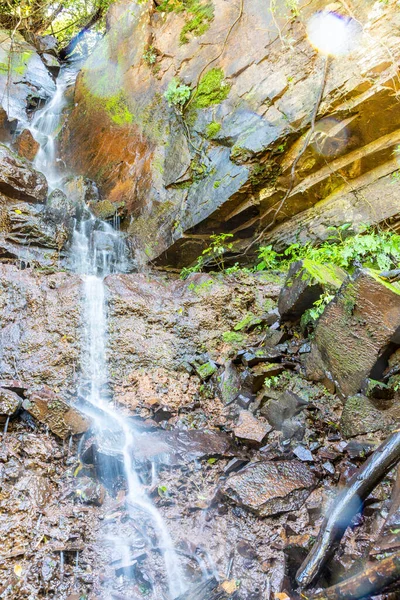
left=58, top=7, right=104, bottom=60
left=296, top=429, right=400, bottom=588
left=304, top=550, right=400, bottom=600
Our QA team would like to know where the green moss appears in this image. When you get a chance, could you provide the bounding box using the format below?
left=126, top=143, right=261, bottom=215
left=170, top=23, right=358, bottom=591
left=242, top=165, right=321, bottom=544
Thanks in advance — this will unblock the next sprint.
left=196, top=361, right=217, bottom=380
left=368, top=269, right=400, bottom=295
left=300, top=259, right=346, bottom=289
left=180, top=1, right=214, bottom=44
left=222, top=331, right=245, bottom=345
left=92, top=200, right=125, bottom=219
left=234, top=312, right=262, bottom=332
left=205, top=120, right=221, bottom=138
left=192, top=68, right=230, bottom=109
left=105, top=92, right=133, bottom=126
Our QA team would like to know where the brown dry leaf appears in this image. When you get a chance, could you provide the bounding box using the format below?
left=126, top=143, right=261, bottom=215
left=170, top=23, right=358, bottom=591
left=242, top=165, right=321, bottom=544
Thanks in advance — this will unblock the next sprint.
left=274, top=594, right=291, bottom=600
left=14, top=564, right=23, bottom=577
left=221, top=579, right=238, bottom=594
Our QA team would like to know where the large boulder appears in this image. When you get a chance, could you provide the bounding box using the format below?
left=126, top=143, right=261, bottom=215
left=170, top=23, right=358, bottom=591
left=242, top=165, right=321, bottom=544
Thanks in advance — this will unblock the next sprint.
left=340, top=394, right=396, bottom=438
left=304, top=269, right=400, bottom=397
left=222, top=460, right=316, bottom=517
left=0, top=145, right=47, bottom=202
left=278, top=259, right=346, bottom=321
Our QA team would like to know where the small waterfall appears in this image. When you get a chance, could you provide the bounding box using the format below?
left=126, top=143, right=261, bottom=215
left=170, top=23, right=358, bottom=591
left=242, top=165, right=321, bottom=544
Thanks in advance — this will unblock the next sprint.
left=28, top=65, right=187, bottom=598
left=29, top=66, right=77, bottom=189
left=70, top=216, right=186, bottom=598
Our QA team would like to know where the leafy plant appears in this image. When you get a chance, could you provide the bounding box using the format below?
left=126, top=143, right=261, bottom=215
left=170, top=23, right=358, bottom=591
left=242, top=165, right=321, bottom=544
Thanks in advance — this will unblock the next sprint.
left=255, top=225, right=400, bottom=273
left=143, top=45, right=157, bottom=66
left=301, top=291, right=335, bottom=331
left=164, top=78, right=191, bottom=110
left=181, top=233, right=234, bottom=278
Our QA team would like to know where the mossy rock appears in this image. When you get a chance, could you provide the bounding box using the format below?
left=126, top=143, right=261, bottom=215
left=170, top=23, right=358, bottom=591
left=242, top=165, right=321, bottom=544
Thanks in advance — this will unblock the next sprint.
left=278, top=259, right=346, bottom=321
left=340, top=394, right=395, bottom=438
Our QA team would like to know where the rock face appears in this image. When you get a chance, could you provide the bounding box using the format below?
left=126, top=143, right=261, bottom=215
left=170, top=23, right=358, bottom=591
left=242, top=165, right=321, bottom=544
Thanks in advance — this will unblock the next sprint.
left=0, top=144, right=47, bottom=202
left=0, top=30, right=55, bottom=123
left=0, top=266, right=81, bottom=396
left=340, top=394, right=396, bottom=438
left=304, top=269, right=400, bottom=397
left=222, top=460, right=316, bottom=517
left=61, top=0, right=400, bottom=266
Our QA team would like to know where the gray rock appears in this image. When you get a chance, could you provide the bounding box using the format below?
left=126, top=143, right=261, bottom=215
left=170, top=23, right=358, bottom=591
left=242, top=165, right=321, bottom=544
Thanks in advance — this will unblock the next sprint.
left=0, top=144, right=47, bottom=202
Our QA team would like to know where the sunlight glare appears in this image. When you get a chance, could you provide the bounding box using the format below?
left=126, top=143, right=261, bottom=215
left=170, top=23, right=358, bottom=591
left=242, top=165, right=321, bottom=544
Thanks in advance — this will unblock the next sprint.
left=307, top=11, right=360, bottom=56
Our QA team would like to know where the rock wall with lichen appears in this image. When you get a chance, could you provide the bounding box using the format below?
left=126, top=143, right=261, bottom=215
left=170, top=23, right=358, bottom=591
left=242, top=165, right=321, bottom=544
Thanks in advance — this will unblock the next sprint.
left=61, top=0, right=400, bottom=267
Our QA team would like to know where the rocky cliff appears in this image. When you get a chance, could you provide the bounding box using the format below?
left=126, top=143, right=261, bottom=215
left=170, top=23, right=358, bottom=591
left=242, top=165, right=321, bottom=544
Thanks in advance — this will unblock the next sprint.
left=60, top=0, right=400, bottom=267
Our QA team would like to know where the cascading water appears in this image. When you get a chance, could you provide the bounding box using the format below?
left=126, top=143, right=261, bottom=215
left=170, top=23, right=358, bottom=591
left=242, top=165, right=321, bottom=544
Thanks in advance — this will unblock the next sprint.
left=29, top=66, right=187, bottom=598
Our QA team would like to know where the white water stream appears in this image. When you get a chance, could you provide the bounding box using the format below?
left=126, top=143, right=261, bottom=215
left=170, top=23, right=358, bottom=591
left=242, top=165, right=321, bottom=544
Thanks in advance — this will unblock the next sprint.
left=28, top=65, right=187, bottom=599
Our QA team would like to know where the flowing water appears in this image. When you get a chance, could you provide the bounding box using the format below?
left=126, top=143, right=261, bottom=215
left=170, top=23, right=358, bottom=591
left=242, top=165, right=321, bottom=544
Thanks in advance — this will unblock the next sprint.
left=29, top=66, right=187, bottom=599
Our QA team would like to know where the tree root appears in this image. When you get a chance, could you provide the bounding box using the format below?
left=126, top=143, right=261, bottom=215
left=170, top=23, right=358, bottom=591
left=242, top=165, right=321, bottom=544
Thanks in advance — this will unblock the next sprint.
left=304, top=550, right=400, bottom=600
left=296, top=429, right=400, bottom=588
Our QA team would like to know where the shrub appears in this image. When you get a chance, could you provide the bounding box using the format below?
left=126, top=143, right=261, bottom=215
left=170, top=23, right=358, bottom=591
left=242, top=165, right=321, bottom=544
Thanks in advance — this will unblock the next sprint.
left=164, top=78, right=191, bottom=109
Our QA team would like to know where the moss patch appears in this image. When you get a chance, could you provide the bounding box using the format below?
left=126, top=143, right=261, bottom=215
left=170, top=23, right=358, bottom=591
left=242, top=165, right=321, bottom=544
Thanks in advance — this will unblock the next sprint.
left=192, top=68, right=230, bottom=109
left=205, top=120, right=221, bottom=138
left=105, top=92, right=133, bottom=126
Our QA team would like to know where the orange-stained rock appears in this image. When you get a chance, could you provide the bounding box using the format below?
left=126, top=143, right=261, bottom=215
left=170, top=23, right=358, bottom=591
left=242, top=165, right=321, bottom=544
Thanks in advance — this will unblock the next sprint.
left=15, top=129, right=39, bottom=161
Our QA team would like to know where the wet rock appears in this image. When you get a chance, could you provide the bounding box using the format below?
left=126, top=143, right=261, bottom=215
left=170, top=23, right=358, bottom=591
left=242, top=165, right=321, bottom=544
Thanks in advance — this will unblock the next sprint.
left=0, top=200, right=66, bottom=249
left=304, top=270, right=400, bottom=397
left=0, top=108, right=17, bottom=143
left=176, top=577, right=233, bottom=600
left=63, top=175, right=99, bottom=210
left=241, top=347, right=281, bottom=367
left=0, top=144, right=47, bottom=202
left=194, top=360, right=217, bottom=381
left=83, top=427, right=232, bottom=470
left=75, top=476, right=105, bottom=506
left=0, top=30, right=56, bottom=121
left=340, top=394, right=396, bottom=438
left=41, top=53, right=61, bottom=77
left=235, top=393, right=254, bottom=410
left=224, top=457, right=249, bottom=475
left=260, top=390, right=308, bottom=431
left=22, top=387, right=90, bottom=439
left=220, top=361, right=241, bottom=404
left=233, top=410, right=271, bottom=446
left=278, top=259, right=346, bottom=321
left=15, top=129, right=40, bottom=161
left=0, top=388, right=22, bottom=422
left=222, top=460, right=316, bottom=517
left=46, top=188, right=76, bottom=222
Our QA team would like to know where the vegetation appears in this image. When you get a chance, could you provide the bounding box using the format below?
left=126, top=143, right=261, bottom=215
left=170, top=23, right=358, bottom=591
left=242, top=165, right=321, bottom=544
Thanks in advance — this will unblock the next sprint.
left=156, top=0, right=214, bottom=45
left=143, top=46, right=157, bottom=66
left=255, top=224, right=400, bottom=273
left=191, top=68, right=231, bottom=109
left=180, top=225, right=400, bottom=279
left=205, top=121, right=221, bottom=138
left=0, top=0, right=114, bottom=56
left=164, top=78, right=191, bottom=110
left=181, top=233, right=234, bottom=278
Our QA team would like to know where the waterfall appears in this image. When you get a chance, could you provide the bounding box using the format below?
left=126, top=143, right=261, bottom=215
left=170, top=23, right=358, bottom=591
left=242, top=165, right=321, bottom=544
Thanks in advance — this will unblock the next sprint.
left=30, top=66, right=186, bottom=599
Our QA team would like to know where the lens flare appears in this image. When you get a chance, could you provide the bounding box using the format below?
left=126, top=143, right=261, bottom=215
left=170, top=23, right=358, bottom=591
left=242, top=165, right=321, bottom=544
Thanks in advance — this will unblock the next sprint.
left=307, top=11, right=361, bottom=56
